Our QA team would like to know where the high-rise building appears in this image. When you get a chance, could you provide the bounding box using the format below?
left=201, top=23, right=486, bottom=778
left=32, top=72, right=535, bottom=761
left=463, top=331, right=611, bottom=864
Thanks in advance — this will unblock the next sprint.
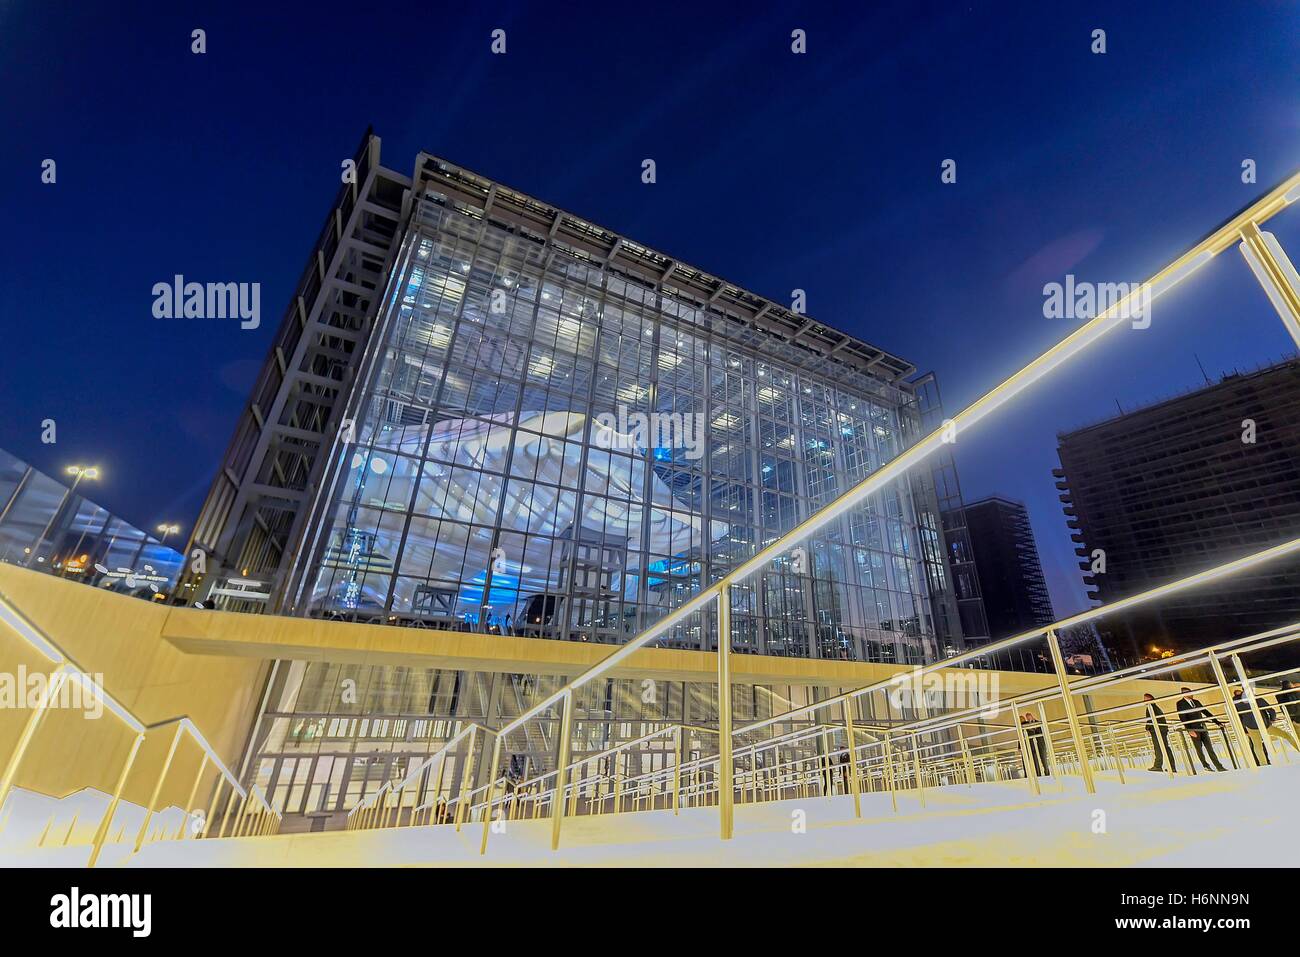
left=960, top=496, right=1054, bottom=640
left=179, top=132, right=981, bottom=819
left=912, top=375, right=990, bottom=648
left=1054, top=356, right=1300, bottom=659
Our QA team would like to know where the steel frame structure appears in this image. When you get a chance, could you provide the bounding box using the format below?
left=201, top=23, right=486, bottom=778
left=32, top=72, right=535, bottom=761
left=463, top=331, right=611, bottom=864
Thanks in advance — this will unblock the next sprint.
left=185, top=133, right=924, bottom=621
left=179, top=132, right=409, bottom=607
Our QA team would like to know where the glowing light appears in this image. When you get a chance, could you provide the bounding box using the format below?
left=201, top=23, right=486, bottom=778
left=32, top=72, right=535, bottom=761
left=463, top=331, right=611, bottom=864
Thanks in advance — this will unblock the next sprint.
left=658, top=353, right=683, bottom=370
left=617, top=384, right=646, bottom=403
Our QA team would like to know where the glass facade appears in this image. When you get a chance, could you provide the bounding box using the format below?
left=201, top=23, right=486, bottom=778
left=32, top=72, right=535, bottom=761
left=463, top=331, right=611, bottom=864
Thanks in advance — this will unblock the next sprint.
left=300, top=195, right=950, bottom=665
left=0, top=448, right=184, bottom=597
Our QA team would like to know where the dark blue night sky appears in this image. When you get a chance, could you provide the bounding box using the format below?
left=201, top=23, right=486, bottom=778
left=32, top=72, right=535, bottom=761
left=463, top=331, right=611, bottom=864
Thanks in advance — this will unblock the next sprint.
left=3, top=0, right=1299, bottom=615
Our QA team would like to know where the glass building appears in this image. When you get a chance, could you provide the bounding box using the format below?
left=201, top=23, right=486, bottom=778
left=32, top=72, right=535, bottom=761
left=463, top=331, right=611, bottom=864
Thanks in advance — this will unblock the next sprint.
left=0, top=447, right=184, bottom=597
left=283, top=173, right=965, bottom=664
left=180, top=135, right=983, bottom=819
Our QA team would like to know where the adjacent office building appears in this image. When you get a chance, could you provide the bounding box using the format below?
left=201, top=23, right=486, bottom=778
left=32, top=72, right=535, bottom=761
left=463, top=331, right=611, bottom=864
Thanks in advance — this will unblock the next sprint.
left=179, top=133, right=983, bottom=819
left=1054, top=356, right=1300, bottom=659
left=960, top=496, right=1054, bottom=640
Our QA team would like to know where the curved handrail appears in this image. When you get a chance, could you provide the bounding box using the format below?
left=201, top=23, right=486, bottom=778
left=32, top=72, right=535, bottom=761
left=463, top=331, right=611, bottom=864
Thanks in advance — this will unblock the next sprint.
left=0, top=585, right=280, bottom=827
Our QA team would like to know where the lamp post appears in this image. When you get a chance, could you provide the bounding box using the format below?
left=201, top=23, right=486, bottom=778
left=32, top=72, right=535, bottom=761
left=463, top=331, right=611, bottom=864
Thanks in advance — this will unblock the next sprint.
left=28, top=465, right=99, bottom=567
left=156, top=523, right=181, bottom=546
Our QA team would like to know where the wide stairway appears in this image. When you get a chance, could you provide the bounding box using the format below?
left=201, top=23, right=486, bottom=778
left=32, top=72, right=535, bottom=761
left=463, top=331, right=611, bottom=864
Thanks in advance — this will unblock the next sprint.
left=121, top=763, right=1300, bottom=868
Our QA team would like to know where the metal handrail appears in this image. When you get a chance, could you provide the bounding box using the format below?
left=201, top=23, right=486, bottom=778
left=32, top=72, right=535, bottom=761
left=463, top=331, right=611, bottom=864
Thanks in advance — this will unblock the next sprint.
left=467, top=625, right=1300, bottom=826
left=0, top=586, right=281, bottom=866
left=332, top=607, right=1300, bottom=848
left=346, top=720, right=492, bottom=821
left=489, top=169, right=1300, bottom=748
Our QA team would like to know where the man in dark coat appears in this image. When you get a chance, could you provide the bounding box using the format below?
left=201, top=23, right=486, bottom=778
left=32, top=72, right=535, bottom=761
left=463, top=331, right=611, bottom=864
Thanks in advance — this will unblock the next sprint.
left=1233, top=686, right=1300, bottom=765
left=1020, top=712, right=1048, bottom=776
left=1176, top=687, right=1226, bottom=772
left=1142, top=693, right=1177, bottom=773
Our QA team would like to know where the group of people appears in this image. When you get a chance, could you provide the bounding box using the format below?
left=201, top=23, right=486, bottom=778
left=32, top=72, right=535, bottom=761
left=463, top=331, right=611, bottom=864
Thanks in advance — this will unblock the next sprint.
left=1143, top=682, right=1300, bottom=773
left=1011, top=682, right=1300, bottom=780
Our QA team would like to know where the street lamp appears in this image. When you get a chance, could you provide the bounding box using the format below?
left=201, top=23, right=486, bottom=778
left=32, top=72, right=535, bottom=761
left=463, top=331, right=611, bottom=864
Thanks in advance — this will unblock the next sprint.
left=28, top=464, right=100, bottom=567
left=156, top=523, right=181, bottom=545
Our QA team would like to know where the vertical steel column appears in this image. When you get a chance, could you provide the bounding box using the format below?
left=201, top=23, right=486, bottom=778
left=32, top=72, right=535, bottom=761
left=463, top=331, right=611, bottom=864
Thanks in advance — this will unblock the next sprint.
left=479, top=735, right=502, bottom=855
left=550, top=690, right=574, bottom=851
left=1208, top=651, right=1258, bottom=770
left=841, top=699, right=862, bottom=818
left=1035, top=702, right=1059, bottom=782
left=956, top=724, right=973, bottom=786
left=432, top=751, right=447, bottom=817
left=567, top=759, right=581, bottom=817
left=231, top=787, right=252, bottom=838
left=0, top=667, right=68, bottom=815
left=216, top=784, right=238, bottom=838
left=200, top=769, right=224, bottom=839
left=1106, top=729, right=1126, bottom=784
left=1046, top=629, right=1095, bottom=794
left=0, top=466, right=34, bottom=529
left=1238, top=222, right=1300, bottom=348
left=1231, top=654, right=1276, bottom=766
left=27, top=483, right=76, bottom=567
left=132, top=724, right=185, bottom=853
left=717, top=585, right=734, bottom=840
left=178, top=752, right=210, bottom=840
left=883, top=731, right=897, bottom=811
left=613, top=751, right=624, bottom=814
left=385, top=787, right=399, bottom=829
left=672, top=726, right=682, bottom=815
left=454, top=726, right=478, bottom=831
left=1178, top=728, right=1198, bottom=775
left=87, top=732, right=144, bottom=868
left=1011, top=714, right=1040, bottom=795
left=911, top=734, right=926, bottom=807
left=1149, top=701, right=1175, bottom=779
left=819, top=728, right=832, bottom=797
